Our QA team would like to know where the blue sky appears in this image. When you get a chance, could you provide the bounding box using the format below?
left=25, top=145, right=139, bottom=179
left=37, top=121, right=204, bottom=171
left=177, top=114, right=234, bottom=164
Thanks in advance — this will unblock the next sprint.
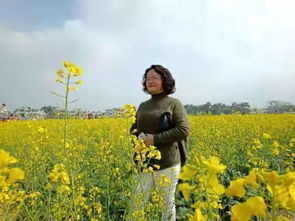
left=0, top=0, right=294, bottom=111
left=0, top=0, right=80, bottom=31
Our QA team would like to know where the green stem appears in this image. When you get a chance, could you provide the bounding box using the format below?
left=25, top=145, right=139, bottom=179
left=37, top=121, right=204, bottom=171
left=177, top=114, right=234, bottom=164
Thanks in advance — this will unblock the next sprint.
left=271, top=184, right=276, bottom=221
left=106, top=162, right=111, bottom=221
left=64, top=74, right=70, bottom=151
left=198, top=158, right=214, bottom=220
left=63, top=73, right=78, bottom=218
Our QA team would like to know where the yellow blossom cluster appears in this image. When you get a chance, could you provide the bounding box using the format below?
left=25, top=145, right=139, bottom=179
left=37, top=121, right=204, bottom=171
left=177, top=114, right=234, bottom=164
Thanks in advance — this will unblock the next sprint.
left=226, top=168, right=259, bottom=197
left=231, top=196, right=266, bottom=221
left=260, top=170, right=295, bottom=210
left=0, top=149, right=25, bottom=218
left=130, top=135, right=161, bottom=174
left=224, top=168, right=295, bottom=220
left=179, top=156, right=226, bottom=220
left=47, top=164, right=71, bottom=195
left=48, top=164, right=70, bottom=184
left=120, top=104, right=136, bottom=123
left=0, top=149, right=24, bottom=190
left=0, top=112, right=294, bottom=219
left=56, top=61, right=83, bottom=87
left=179, top=148, right=295, bottom=221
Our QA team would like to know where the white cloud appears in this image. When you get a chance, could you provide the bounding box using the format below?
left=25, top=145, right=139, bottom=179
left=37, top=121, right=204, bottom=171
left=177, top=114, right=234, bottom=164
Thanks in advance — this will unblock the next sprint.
left=0, top=0, right=294, bottom=111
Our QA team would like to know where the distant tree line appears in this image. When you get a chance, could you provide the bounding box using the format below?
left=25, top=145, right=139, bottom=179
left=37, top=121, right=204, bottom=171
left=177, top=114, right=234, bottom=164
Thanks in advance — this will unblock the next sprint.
left=184, top=102, right=251, bottom=115
left=40, top=106, right=58, bottom=118
left=265, top=100, right=295, bottom=113
left=184, top=100, right=295, bottom=115
left=5, top=100, right=295, bottom=119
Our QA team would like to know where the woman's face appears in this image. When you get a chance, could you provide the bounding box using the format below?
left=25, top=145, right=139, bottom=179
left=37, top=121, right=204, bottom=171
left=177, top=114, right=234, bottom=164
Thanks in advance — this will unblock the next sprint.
left=146, top=69, right=164, bottom=95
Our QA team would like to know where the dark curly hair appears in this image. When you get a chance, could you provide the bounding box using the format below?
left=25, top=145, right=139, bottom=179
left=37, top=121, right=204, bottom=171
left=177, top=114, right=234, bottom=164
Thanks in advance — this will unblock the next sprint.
left=142, top=64, right=176, bottom=95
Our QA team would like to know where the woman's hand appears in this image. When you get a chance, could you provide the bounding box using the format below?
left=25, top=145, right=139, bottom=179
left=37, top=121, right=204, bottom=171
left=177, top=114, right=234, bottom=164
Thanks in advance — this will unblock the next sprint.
left=144, top=134, right=154, bottom=146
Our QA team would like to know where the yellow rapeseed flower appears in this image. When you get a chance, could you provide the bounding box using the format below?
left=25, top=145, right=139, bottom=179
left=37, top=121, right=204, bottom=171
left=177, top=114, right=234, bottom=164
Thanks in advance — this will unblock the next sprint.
left=74, top=66, right=82, bottom=77
left=189, top=208, right=207, bottom=221
left=191, top=201, right=206, bottom=210
left=64, top=61, right=72, bottom=68
left=48, top=164, right=70, bottom=185
left=56, top=69, right=65, bottom=78
left=246, top=196, right=266, bottom=216
left=178, top=183, right=195, bottom=201
left=57, top=185, right=71, bottom=195
left=253, top=138, right=263, bottom=149
left=67, top=86, right=78, bottom=91
left=158, top=174, right=171, bottom=187
left=244, top=168, right=260, bottom=189
left=75, top=80, right=84, bottom=85
left=131, top=209, right=145, bottom=221
left=260, top=171, right=295, bottom=210
left=226, top=178, right=246, bottom=197
left=231, top=202, right=252, bottom=221
left=179, top=165, right=197, bottom=181
left=202, top=156, right=226, bottom=174
left=231, top=196, right=266, bottom=221
left=288, top=181, right=295, bottom=200
left=8, top=168, right=25, bottom=182
left=273, top=148, right=280, bottom=155
left=0, top=175, right=6, bottom=187
left=277, top=216, right=291, bottom=221
left=263, top=133, right=271, bottom=139
left=0, top=149, right=18, bottom=168
left=272, top=140, right=280, bottom=148
left=56, top=77, right=63, bottom=83
left=205, top=174, right=225, bottom=195
left=268, top=171, right=280, bottom=186
left=244, top=168, right=256, bottom=184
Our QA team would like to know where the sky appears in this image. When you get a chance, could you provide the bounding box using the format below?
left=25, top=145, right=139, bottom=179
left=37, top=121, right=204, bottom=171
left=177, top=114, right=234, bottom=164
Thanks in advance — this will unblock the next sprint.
left=0, top=0, right=294, bottom=111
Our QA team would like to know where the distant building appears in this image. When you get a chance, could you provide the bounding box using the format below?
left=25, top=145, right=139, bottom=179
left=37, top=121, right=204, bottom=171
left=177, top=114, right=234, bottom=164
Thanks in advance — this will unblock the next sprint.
left=0, top=103, right=9, bottom=120
left=14, top=107, right=46, bottom=119
left=104, top=108, right=120, bottom=117
left=1, top=103, right=7, bottom=118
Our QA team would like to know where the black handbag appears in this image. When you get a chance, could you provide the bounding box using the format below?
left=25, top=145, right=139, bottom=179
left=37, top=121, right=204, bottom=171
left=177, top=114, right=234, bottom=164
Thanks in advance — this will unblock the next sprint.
left=159, top=112, right=174, bottom=132
left=159, top=112, right=188, bottom=167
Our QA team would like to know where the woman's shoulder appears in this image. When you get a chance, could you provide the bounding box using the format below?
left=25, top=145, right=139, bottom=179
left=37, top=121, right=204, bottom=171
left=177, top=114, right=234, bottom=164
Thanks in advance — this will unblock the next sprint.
left=137, top=96, right=183, bottom=107
left=167, top=96, right=183, bottom=105
left=137, top=99, right=150, bottom=109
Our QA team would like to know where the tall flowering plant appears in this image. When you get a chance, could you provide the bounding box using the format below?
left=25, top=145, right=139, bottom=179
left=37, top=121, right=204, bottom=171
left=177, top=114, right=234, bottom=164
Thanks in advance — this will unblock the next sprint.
left=50, top=61, right=83, bottom=218
left=53, top=61, right=83, bottom=150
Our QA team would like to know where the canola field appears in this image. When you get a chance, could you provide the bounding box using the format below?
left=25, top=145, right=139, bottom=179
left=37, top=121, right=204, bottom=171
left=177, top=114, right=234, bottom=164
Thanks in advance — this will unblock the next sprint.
left=1, top=114, right=295, bottom=220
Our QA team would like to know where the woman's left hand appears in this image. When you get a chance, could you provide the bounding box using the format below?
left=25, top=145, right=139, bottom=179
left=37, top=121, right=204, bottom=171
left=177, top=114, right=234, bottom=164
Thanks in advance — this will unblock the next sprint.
left=144, top=134, right=154, bottom=146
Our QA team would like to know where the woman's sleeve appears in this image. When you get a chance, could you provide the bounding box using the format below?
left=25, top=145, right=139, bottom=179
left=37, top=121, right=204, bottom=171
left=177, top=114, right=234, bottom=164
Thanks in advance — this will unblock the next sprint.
left=153, top=99, right=189, bottom=145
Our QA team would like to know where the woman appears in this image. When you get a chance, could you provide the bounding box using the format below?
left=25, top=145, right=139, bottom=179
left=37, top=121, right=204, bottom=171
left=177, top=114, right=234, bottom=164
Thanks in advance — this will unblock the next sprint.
left=129, top=64, right=190, bottom=221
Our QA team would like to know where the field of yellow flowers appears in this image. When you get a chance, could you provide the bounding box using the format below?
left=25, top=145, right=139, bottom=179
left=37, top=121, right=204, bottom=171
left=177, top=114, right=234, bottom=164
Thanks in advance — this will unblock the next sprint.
left=0, top=113, right=294, bottom=220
